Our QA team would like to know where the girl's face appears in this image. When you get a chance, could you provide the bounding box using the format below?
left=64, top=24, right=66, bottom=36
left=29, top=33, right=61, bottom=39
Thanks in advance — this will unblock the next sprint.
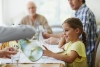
left=62, top=23, right=79, bottom=42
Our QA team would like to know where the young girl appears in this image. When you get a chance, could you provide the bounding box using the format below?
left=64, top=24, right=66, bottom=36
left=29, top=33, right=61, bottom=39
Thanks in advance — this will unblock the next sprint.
left=43, top=17, right=87, bottom=67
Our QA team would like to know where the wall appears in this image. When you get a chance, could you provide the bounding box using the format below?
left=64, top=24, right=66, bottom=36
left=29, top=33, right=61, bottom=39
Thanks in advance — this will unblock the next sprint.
left=86, top=0, right=100, bottom=25
left=2, top=0, right=100, bottom=26
left=2, top=0, right=28, bottom=25
left=0, top=0, right=3, bottom=25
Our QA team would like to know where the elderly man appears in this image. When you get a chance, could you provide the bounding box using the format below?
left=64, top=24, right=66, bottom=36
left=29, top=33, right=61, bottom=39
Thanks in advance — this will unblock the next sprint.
left=20, top=1, right=52, bottom=34
left=43, top=0, right=97, bottom=67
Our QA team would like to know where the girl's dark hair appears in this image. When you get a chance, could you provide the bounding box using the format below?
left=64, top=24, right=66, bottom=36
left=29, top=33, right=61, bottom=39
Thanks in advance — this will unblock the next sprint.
left=63, top=17, right=86, bottom=46
left=82, top=0, right=85, bottom=3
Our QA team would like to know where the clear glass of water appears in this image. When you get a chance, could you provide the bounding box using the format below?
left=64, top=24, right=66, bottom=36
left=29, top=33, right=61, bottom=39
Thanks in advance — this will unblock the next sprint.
left=11, top=45, right=21, bottom=67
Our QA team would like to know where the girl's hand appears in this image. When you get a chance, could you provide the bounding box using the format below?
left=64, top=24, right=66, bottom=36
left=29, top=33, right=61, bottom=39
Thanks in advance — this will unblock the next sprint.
left=58, top=36, right=66, bottom=48
left=43, top=45, right=54, bottom=57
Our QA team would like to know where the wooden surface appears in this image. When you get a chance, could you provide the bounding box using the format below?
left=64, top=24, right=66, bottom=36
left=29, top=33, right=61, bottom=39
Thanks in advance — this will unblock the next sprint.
left=94, top=43, right=100, bottom=67
left=94, top=33, right=100, bottom=67
left=5, top=63, right=64, bottom=67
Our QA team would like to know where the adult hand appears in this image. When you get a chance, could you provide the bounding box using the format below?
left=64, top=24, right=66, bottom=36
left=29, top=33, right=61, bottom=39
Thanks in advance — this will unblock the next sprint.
left=45, top=37, right=59, bottom=45
left=0, top=47, right=17, bottom=58
left=42, top=32, right=50, bottom=39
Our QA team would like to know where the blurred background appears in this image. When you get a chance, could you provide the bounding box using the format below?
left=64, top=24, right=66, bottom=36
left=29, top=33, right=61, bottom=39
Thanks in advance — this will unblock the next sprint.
left=0, top=0, right=100, bottom=33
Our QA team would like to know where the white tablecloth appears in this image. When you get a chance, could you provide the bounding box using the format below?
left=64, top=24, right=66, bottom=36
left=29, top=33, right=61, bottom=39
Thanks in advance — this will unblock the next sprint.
left=0, top=45, right=65, bottom=65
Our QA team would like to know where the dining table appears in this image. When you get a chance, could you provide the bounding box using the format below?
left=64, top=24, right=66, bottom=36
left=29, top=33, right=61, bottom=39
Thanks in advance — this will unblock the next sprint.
left=5, top=63, right=64, bottom=67
left=0, top=43, right=66, bottom=67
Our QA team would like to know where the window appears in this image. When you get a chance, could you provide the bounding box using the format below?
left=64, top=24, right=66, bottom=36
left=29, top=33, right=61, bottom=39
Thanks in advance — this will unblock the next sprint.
left=39, top=0, right=74, bottom=25
left=0, top=0, right=3, bottom=25
left=2, top=0, right=74, bottom=25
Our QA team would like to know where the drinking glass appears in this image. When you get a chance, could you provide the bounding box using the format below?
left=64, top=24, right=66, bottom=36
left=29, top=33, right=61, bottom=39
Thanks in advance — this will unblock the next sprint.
left=11, top=45, right=21, bottom=67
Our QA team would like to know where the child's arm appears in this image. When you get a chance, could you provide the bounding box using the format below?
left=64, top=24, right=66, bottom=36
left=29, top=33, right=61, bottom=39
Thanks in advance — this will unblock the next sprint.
left=58, top=36, right=66, bottom=48
left=51, top=50, right=79, bottom=63
left=43, top=45, right=79, bottom=63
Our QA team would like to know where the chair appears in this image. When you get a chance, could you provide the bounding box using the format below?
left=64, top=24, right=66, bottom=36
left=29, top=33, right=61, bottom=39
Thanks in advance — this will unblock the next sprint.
left=94, top=42, right=100, bottom=67
left=50, top=25, right=63, bottom=34
left=0, top=41, right=18, bottom=50
left=94, top=33, right=100, bottom=67
left=0, top=42, right=9, bottom=50
left=95, top=31, right=100, bottom=52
